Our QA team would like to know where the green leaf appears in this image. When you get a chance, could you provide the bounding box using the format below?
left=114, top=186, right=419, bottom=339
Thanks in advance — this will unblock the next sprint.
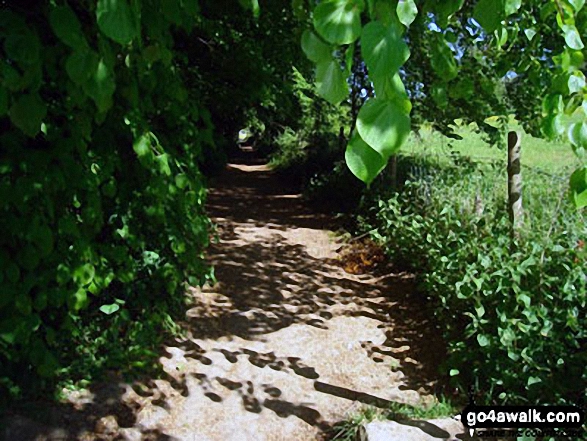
left=49, top=5, right=87, bottom=50
left=568, top=122, right=587, bottom=157
left=477, top=334, right=490, bottom=347
left=372, top=74, right=409, bottom=103
left=397, top=0, right=418, bottom=27
left=473, top=0, right=504, bottom=33
left=475, top=304, right=485, bottom=318
left=96, top=0, right=138, bottom=45
left=430, top=34, right=458, bottom=80
left=562, top=25, right=584, bottom=50
left=570, top=167, right=587, bottom=208
left=71, top=288, right=88, bottom=311
left=155, top=153, right=172, bottom=176
left=301, top=30, right=332, bottom=63
left=9, top=93, right=47, bottom=137
left=431, top=0, right=464, bottom=27
left=175, top=173, right=189, bottom=189
left=314, top=0, right=364, bottom=45
left=3, top=29, right=41, bottom=66
left=315, top=59, right=348, bottom=104
left=504, top=0, right=521, bottom=16
left=356, top=97, right=411, bottom=160
left=524, top=28, right=537, bottom=41
left=449, top=369, right=459, bottom=376
left=99, top=303, right=120, bottom=315
left=568, top=71, right=586, bottom=94
left=361, top=21, right=410, bottom=79
left=134, top=133, right=153, bottom=158
left=66, top=50, right=100, bottom=85
left=527, top=376, right=542, bottom=387
left=345, top=131, right=386, bottom=184
left=83, top=59, right=116, bottom=112
left=73, top=263, right=95, bottom=286
left=568, top=0, right=585, bottom=12
left=239, top=0, right=260, bottom=17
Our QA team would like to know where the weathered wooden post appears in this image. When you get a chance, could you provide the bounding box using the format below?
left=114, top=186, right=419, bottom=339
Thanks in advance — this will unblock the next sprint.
left=507, top=131, right=523, bottom=235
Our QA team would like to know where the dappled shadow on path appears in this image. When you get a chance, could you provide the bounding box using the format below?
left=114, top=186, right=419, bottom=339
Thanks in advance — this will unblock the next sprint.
left=1, top=157, right=451, bottom=441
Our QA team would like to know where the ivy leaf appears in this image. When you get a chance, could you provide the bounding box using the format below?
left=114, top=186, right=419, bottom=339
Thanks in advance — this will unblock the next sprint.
left=397, top=0, right=418, bottom=27
left=99, top=303, right=120, bottom=315
left=361, top=21, right=410, bottom=79
left=9, top=93, right=47, bottom=137
left=345, top=131, right=386, bottom=184
left=155, top=153, right=172, bottom=176
left=562, top=25, right=584, bottom=50
left=315, top=59, right=348, bottom=104
left=73, top=263, right=95, bottom=286
left=70, top=288, right=88, bottom=311
left=49, top=5, right=87, bottom=50
left=314, top=0, right=364, bottom=45
left=568, top=71, right=586, bottom=94
left=356, top=97, right=411, bottom=160
left=473, top=0, right=504, bottom=33
left=301, top=30, right=332, bottom=63
left=570, top=167, right=587, bottom=208
left=96, top=0, right=138, bottom=45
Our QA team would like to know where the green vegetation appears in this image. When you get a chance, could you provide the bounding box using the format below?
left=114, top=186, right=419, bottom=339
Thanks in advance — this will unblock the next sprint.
left=331, top=398, right=456, bottom=440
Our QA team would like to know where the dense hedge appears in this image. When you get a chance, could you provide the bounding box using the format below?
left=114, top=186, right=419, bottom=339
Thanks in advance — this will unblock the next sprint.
left=0, top=1, right=215, bottom=397
left=356, top=157, right=586, bottom=405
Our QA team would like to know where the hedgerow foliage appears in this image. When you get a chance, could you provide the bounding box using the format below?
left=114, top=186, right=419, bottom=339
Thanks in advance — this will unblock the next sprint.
left=356, top=157, right=586, bottom=405
left=0, top=1, right=215, bottom=397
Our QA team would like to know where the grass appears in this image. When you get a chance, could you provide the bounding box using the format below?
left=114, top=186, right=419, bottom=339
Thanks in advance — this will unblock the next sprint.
left=404, top=124, right=580, bottom=172
left=330, top=397, right=457, bottom=441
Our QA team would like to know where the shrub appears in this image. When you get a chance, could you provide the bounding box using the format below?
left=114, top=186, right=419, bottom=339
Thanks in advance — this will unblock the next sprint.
left=358, top=156, right=586, bottom=405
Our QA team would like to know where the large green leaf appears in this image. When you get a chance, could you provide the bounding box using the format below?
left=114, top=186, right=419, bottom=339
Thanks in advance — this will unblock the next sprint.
left=83, top=59, right=116, bottom=112
left=49, top=5, right=87, bottom=50
left=397, top=0, right=418, bottom=27
left=568, top=122, right=587, bottom=157
left=3, top=29, right=41, bottom=66
left=314, top=0, right=364, bottom=45
left=345, top=131, right=386, bottom=184
left=361, top=21, right=409, bottom=79
left=66, top=50, right=100, bottom=85
left=568, top=0, right=585, bottom=11
left=315, top=59, right=348, bottom=104
left=570, top=167, right=587, bottom=208
left=473, top=0, right=504, bottom=33
left=96, top=0, right=138, bottom=45
left=562, top=25, right=584, bottom=50
left=568, top=71, right=586, bottom=94
left=301, top=30, right=332, bottom=63
left=428, top=0, right=464, bottom=27
left=430, top=34, right=458, bottom=81
left=356, top=97, right=411, bottom=160
left=504, top=0, right=521, bottom=16
left=9, top=93, right=47, bottom=137
left=372, top=73, right=408, bottom=103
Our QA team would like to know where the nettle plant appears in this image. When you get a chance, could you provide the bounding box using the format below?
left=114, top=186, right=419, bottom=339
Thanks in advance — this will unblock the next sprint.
left=296, top=0, right=587, bottom=206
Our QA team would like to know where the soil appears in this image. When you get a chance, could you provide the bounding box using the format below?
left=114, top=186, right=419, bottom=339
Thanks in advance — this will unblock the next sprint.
left=1, top=159, right=449, bottom=441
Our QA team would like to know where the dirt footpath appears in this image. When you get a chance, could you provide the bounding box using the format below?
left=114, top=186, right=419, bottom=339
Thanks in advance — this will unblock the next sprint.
left=1, top=161, right=448, bottom=441
left=124, top=162, right=446, bottom=440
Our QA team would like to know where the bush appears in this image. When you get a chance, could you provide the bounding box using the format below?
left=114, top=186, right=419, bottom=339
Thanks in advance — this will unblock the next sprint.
left=357, top=155, right=586, bottom=405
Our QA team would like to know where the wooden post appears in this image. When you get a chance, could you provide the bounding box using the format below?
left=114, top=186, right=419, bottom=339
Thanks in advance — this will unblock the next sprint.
left=507, top=131, right=523, bottom=234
